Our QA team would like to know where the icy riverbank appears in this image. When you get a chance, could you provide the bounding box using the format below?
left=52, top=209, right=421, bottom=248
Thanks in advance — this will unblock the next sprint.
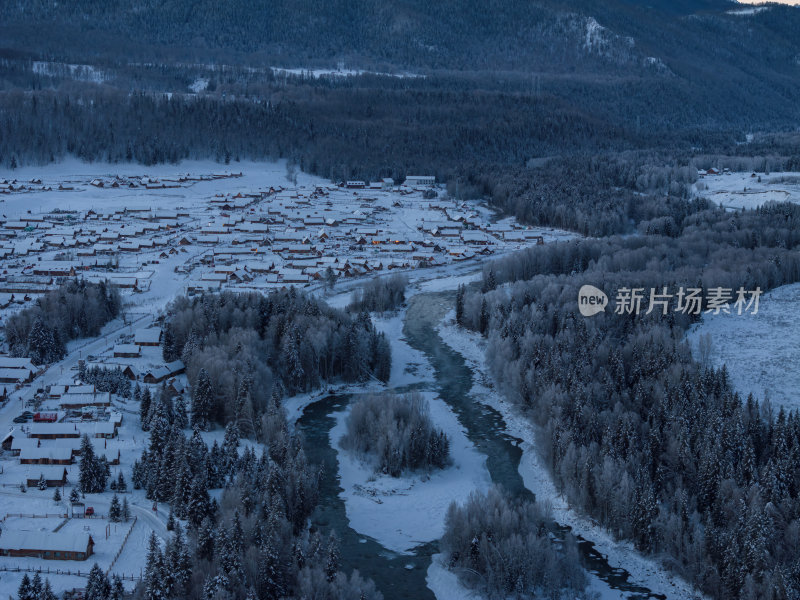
left=435, top=311, right=706, bottom=600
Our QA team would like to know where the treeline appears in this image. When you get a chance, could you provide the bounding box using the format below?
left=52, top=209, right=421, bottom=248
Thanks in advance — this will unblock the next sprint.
left=4, top=279, right=121, bottom=365
left=441, top=487, right=587, bottom=600
left=459, top=201, right=800, bottom=598
left=78, top=364, right=132, bottom=398
left=161, top=289, right=390, bottom=433
left=17, top=572, right=90, bottom=600
left=341, top=392, right=450, bottom=477
left=454, top=154, right=711, bottom=236
left=348, top=274, right=408, bottom=313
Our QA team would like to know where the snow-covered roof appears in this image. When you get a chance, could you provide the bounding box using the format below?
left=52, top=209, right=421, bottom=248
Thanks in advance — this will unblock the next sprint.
left=113, top=344, right=141, bottom=355
left=0, top=357, right=36, bottom=372
left=134, top=328, right=162, bottom=345
left=0, top=530, right=91, bottom=553
left=0, top=368, right=29, bottom=382
left=19, top=446, right=73, bottom=461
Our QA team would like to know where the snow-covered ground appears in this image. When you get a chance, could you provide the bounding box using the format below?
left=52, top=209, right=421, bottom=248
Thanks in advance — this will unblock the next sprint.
left=687, top=282, right=800, bottom=413
left=425, top=554, right=482, bottom=600
left=270, top=66, right=423, bottom=79
left=696, top=171, right=800, bottom=210
left=435, top=311, right=706, bottom=600
left=330, top=391, right=491, bottom=554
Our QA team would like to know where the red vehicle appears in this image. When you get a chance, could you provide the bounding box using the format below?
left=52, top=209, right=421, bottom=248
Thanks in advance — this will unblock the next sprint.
left=34, top=412, right=58, bottom=423
left=85, top=507, right=94, bottom=516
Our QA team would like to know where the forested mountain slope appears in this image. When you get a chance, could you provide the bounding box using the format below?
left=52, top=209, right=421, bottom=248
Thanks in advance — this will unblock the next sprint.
left=0, top=0, right=797, bottom=177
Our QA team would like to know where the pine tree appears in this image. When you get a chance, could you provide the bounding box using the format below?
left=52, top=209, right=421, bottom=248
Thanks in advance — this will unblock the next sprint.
left=192, top=368, right=214, bottom=430
left=116, top=471, right=127, bottom=493
left=455, top=284, right=465, bottom=326
left=30, top=573, right=43, bottom=600
left=325, top=265, right=338, bottom=289
left=162, top=326, right=177, bottom=362
left=121, top=496, right=130, bottom=522
left=109, top=494, right=121, bottom=522
left=41, top=579, right=57, bottom=600
left=70, top=487, right=81, bottom=504
left=166, top=509, right=175, bottom=531
left=140, top=387, right=153, bottom=431
left=53, top=486, right=62, bottom=502
left=26, top=317, right=62, bottom=365
left=325, top=531, right=340, bottom=582
left=479, top=298, right=490, bottom=335
left=258, top=536, right=285, bottom=599
left=231, top=510, right=245, bottom=556
left=482, top=269, right=497, bottom=293
left=109, top=576, right=124, bottom=600
left=144, top=532, right=165, bottom=600
left=197, top=517, right=216, bottom=561
left=222, top=422, right=240, bottom=477
left=174, top=524, right=192, bottom=596
left=174, top=395, right=189, bottom=429
left=79, top=434, right=107, bottom=493
left=17, top=574, right=34, bottom=600
left=85, top=563, right=110, bottom=600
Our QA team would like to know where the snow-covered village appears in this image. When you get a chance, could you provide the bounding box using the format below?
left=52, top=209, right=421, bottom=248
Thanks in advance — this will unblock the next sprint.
left=0, top=161, right=579, bottom=599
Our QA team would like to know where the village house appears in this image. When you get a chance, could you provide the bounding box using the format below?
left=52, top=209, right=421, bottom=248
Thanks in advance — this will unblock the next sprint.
left=19, top=446, right=74, bottom=465
left=404, top=175, right=436, bottom=187
left=59, top=391, right=112, bottom=410
left=0, top=531, right=94, bottom=561
left=134, top=327, right=162, bottom=347
left=22, top=465, right=69, bottom=488
left=142, top=360, right=185, bottom=384
left=28, top=423, right=81, bottom=439
left=113, top=344, right=141, bottom=358
left=32, top=262, right=77, bottom=277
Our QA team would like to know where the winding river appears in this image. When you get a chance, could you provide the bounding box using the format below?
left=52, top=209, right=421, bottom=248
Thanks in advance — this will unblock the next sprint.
left=296, top=290, right=664, bottom=600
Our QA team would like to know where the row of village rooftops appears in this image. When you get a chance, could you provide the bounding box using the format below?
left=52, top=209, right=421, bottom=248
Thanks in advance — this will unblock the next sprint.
left=0, top=170, right=246, bottom=193
left=0, top=341, right=183, bottom=385
left=0, top=171, right=434, bottom=199
left=0, top=172, right=433, bottom=192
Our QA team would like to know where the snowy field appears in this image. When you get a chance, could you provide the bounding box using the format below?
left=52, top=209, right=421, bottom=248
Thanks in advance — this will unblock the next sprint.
left=687, top=282, right=800, bottom=413
left=697, top=171, right=800, bottom=210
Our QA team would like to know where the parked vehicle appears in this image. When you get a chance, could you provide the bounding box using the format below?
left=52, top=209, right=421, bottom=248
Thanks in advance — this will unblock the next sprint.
left=85, top=506, right=94, bottom=516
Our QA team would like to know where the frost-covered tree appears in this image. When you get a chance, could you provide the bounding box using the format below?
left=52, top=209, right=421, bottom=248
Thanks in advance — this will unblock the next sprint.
left=341, top=392, right=450, bottom=476
left=17, top=574, right=34, bottom=600
left=121, top=496, right=131, bottom=522
left=109, top=493, right=121, bottom=522
left=191, top=368, right=214, bottom=431
left=85, top=563, right=111, bottom=600
left=144, top=532, right=165, bottom=600
left=79, top=434, right=107, bottom=493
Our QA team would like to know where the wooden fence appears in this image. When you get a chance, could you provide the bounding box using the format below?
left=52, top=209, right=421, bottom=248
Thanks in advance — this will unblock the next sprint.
left=0, top=565, right=141, bottom=581
left=106, top=516, right=138, bottom=574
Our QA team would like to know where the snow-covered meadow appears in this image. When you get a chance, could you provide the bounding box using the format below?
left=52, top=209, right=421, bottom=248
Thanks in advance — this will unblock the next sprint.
left=697, top=171, right=800, bottom=210
left=688, top=282, right=800, bottom=413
